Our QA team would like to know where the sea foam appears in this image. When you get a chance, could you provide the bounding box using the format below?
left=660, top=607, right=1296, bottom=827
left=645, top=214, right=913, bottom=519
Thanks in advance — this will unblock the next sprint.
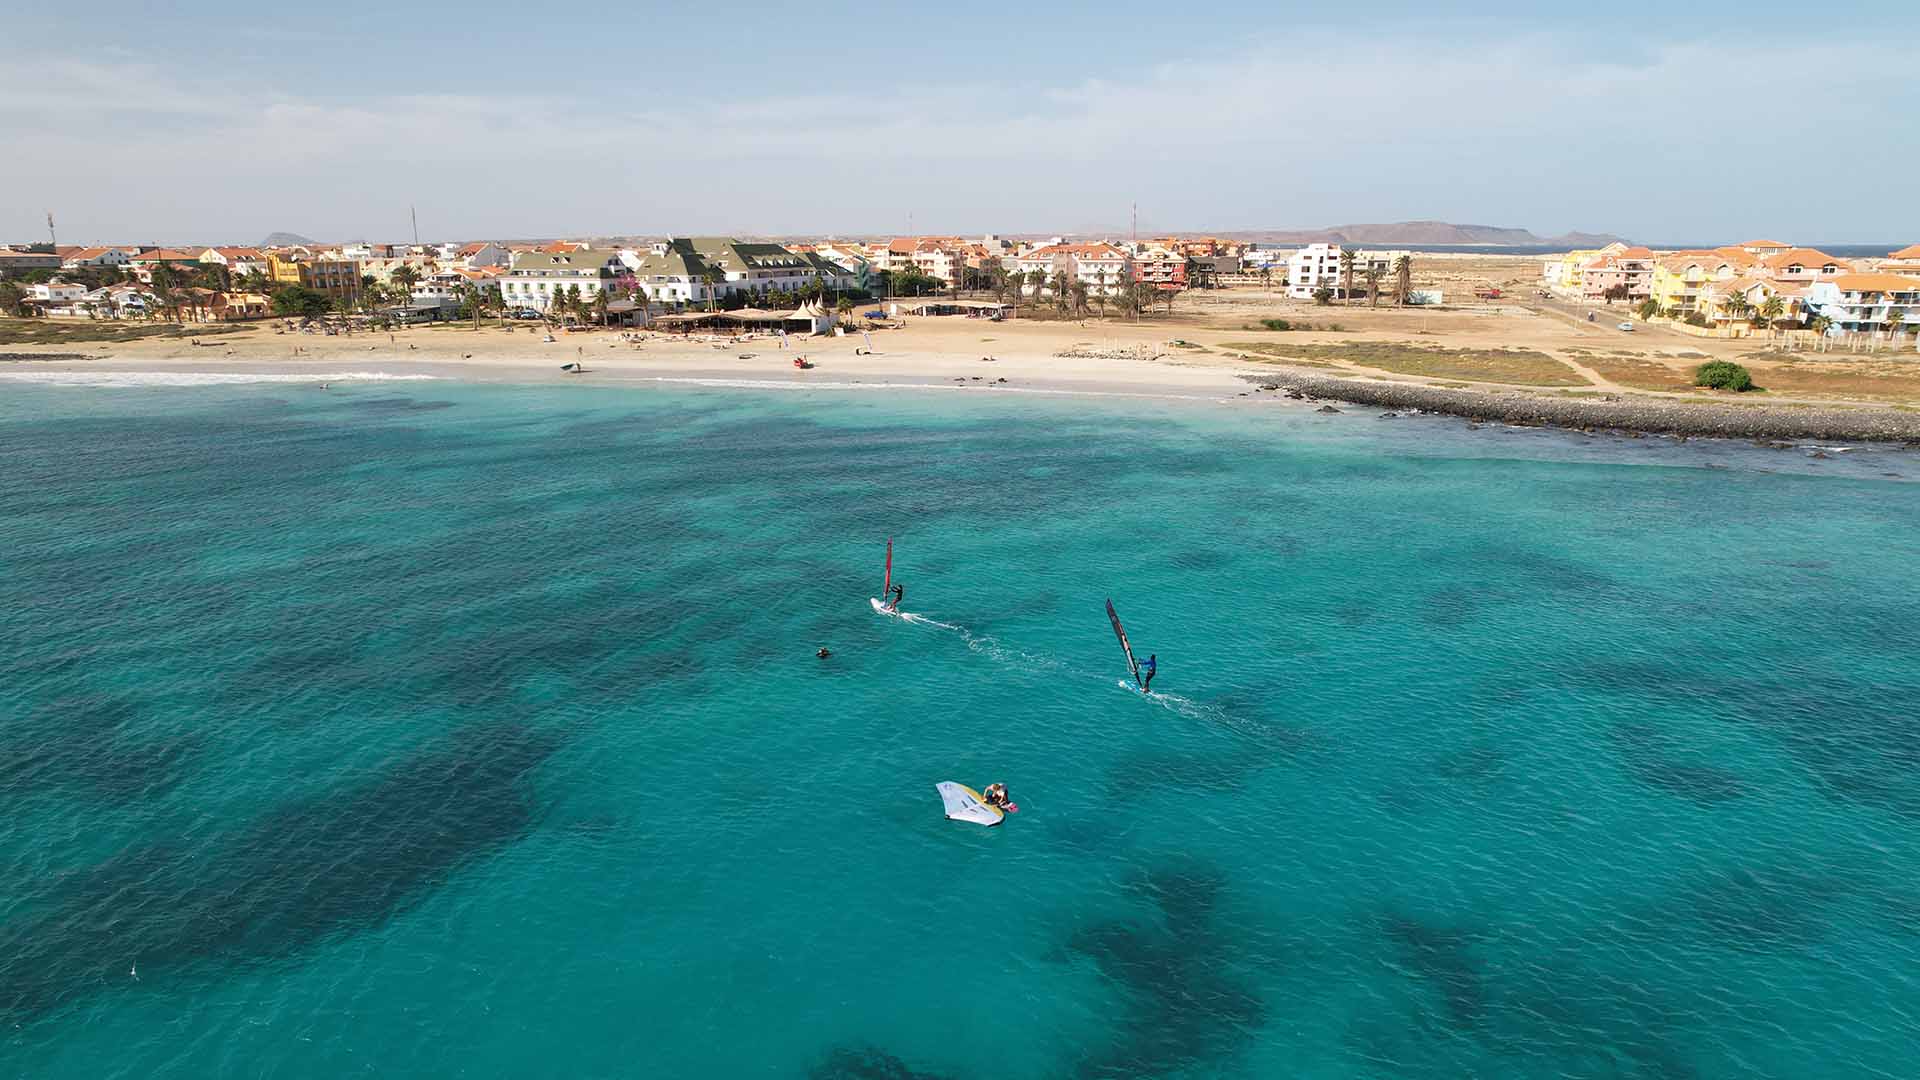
left=0, top=370, right=438, bottom=388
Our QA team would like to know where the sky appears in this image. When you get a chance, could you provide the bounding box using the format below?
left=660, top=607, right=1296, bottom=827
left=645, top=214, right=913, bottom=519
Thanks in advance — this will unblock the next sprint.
left=5, top=0, right=1917, bottom=246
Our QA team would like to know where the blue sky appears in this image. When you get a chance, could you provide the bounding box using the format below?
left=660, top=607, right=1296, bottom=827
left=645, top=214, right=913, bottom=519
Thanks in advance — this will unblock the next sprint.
left=5, top=0, right=1916, bottom=245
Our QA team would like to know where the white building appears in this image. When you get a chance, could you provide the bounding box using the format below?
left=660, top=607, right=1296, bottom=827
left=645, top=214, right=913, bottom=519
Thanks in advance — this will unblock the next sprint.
left=501, top=249, right=623, bottom=312
left=61, top=246, right=135, bottom=269
left=1286, top=243, right=1401, bottom=300
left=1012, top=242, right=1134, bottom=297
left=1803, top=273, right=1920, bottom=340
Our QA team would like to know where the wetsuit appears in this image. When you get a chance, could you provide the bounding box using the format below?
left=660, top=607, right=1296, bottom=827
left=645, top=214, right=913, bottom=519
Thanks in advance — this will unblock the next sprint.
left=1141, top=656, right=1157, bottom=692
left=889, top=584, right=904, bottom=611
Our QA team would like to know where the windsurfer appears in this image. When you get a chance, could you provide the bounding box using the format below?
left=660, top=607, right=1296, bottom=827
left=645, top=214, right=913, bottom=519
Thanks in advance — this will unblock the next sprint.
left=888, top=583, right=904, bottom=612
left=1141, top=654, right=1157, bottom=692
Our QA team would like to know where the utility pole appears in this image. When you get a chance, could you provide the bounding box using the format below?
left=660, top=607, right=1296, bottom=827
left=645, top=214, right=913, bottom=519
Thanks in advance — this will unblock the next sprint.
left=1130, top=201, right=1136, bottom=248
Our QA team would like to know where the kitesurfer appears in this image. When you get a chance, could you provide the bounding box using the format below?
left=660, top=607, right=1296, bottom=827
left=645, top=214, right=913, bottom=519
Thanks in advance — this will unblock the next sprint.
left=1140, top=654, right=1157, bottom=693
left=983, top=783, right=1010, bottom=809
left=888, top=583, right=904, bottom=612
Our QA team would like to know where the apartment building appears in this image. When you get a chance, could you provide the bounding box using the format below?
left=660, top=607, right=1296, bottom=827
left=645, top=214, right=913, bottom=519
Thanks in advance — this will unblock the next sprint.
left=501, top=248, right=622, bottom=312
left=267, top=253, right=363, bottom=305
left=1803, top=273, right=1920, bottom=338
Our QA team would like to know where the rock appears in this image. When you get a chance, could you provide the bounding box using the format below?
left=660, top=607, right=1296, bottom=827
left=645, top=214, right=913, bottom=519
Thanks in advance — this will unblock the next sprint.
left=1379, top=412, right=1399, bottom=419
left=1316, top=405, right=1342, bottom=413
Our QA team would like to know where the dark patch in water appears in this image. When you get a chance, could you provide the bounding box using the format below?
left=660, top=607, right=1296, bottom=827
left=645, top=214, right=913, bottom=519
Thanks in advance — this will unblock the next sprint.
left=1058, top=860, right=1264, bottom=1078
left=1382, top=914, right=1487, bottom=1027
left=0, top=719, right=558, bottom=1020
left=1169, top=547, right=1232, bottom=572
left=1608, top=723, right=1747, bottom=805
left=0, top=694, right=205, bottom=801
left=1433, top=743, right=1510, bottom=789
left=1680, top=864, right=1837, bottom=953
left=806, top=1046, right=956, bottom=1080
left=347, top=396, right=456, bottom=413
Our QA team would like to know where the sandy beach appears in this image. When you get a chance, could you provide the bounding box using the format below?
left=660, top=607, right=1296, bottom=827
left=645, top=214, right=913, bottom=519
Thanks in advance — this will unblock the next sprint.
left=9, top=259, right=1920, bottom=440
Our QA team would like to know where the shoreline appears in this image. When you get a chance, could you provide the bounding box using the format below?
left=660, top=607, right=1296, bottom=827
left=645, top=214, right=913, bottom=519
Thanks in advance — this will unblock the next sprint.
left=7, top=315, right=1920, bottom=445
left=1241, top=367, right=1920, bottom=445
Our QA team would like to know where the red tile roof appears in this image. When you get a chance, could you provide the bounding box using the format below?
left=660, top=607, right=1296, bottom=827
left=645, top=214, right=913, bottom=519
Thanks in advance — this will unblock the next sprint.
left=1887, top=244, right=1920, bottom=260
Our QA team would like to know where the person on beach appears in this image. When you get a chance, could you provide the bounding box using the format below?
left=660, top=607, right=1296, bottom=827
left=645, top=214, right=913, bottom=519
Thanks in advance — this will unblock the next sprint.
left=888, top=582, right=904, bottom=612
left=1141, top=654, right=1157, bottom=693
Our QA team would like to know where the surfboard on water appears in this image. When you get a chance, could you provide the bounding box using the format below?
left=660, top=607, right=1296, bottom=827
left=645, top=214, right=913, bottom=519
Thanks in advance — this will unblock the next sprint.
left=870, top=597, right=902, bottom=617
left=936, top=781, right=1004, bottom=826
left=1106, top=598, right=1143, bottom=689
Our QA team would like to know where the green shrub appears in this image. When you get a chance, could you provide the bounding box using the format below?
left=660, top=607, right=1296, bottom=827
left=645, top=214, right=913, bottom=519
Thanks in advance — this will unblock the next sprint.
left=1635, top=299, right=1660, bottom=321
left=1694, top=360, right=1755, bottom=392
left=1260, top=318, right=1292, bottom=331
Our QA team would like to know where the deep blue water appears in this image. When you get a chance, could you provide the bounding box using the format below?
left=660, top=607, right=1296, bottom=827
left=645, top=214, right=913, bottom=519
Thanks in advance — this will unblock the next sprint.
left=3, top=374, right=1919, bottom=1078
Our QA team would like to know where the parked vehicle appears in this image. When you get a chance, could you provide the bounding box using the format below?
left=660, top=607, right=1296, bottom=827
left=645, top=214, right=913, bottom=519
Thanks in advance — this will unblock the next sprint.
left=1617, top=321, right=1635, bottom=332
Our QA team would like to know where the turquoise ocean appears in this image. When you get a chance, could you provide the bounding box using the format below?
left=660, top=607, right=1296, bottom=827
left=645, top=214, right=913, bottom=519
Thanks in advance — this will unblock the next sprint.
left=3, top=372, right=1918, bottom=1078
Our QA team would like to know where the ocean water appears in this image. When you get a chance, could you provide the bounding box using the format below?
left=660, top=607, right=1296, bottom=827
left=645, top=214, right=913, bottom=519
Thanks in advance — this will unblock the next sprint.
left=3, top=374, right=1918, bottom=1079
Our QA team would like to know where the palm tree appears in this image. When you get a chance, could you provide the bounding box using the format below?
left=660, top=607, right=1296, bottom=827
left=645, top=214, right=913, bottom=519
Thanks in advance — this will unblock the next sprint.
left=1394, top=255, right=1413, bottom=306
left=390, top=264, right=421, bottom=294
left=1365, top=267, right=1383, bottom=308
left=1338, top=249, right=1356, bottom=304
left=590, top=288, right=610, bottom=326
left=1069, top=279, right=1090, bottom=317
left=1312, top=286, right=1334, bottom=306
left=1887, top=307, right=1907, bottom=346
left=1049, top=271, right=1071, bottom=313
left=1808, top=313, right=1833, bottom=352
left=703, top=268, right=725, bottom=312
left=1720, top=291, right=1752, bottom=334
left=1756, top=295, right=1785, bottom=339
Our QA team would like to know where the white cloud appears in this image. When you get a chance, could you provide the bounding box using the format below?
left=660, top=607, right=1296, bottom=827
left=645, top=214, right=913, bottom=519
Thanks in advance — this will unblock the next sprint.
left=3, top=33, right=1913, bottom=242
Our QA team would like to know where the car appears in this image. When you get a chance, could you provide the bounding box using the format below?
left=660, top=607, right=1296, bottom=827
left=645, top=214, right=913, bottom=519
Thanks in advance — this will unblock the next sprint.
left=1617, top=321, right=1635, bottom=332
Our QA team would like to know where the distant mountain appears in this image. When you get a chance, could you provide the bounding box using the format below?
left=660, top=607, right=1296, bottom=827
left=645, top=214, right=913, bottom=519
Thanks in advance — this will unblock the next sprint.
left=1224, top=221, right=1626, bottom=247
left=260, top=231, right=316, bottom=248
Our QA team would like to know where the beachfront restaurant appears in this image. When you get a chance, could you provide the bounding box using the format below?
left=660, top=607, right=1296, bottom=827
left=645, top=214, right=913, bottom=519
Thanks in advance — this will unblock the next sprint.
left=891, top=299, right=1011, bottom=318
left=650, top=302, right=836, bottom=336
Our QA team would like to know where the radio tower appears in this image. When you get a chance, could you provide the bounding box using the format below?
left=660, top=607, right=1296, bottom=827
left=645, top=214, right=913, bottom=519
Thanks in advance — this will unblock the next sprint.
left=47, top=211, right=57, bottom=250
left=1130, top=202, right=1137, bottom=247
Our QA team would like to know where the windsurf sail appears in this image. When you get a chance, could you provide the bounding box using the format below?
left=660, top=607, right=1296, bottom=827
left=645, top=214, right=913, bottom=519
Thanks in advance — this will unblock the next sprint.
left=1106, top=598, right=1142, bottom=687
left=884, top=538, right=892, bottom=599
left=936, top=781, right=1004, bottom=826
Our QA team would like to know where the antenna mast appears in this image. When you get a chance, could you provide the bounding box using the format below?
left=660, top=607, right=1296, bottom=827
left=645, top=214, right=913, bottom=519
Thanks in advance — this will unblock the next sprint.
left=411, top=205, right=419, bottom=246
left=47, top=211, right=56, bottom=249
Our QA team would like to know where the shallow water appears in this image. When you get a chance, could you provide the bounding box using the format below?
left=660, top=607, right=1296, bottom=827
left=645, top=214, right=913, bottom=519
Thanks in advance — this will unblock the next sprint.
left=2, top=377, right=1917, bottom=1078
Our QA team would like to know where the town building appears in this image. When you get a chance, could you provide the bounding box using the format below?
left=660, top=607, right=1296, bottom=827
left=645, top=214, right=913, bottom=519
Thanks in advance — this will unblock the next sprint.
left=1133, top=245, right=1190, bottom=292
left=1693, top=277, right=1805, bottom=335
left=1881, top=244, right=1920, bottom=274
left=62, top=246, right=135, bottom=268
left=455, top=242, right=512, bottom=269
left=1578, top=247, right=1657, bottom=302
left=1014, top=242, right=1134, bottom=297
left=267, top=252, right=363, bottom=305
left=1286, top=243, right=1398, bottom=300
left=501, top=248, right=623, bottom=312
left=1802, top=273, right=1920, bottom=339
left=1649, top=250, right=1756, bottom=313
left=197, top=247, right=269, bottom=278
left=1753, top=248, right=1851, bottom=287
left=125, top=249, right=205, bottom=284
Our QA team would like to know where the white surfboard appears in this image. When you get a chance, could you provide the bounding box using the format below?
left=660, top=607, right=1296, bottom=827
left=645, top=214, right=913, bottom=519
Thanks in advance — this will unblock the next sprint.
left=936, top=781, right=1004, bottom=826
left=871, top=597, right=902, bottom=617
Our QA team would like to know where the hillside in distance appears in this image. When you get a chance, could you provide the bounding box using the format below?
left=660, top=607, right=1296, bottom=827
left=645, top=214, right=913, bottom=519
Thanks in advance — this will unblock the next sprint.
left=1224, top=221, right=1625, bottom=247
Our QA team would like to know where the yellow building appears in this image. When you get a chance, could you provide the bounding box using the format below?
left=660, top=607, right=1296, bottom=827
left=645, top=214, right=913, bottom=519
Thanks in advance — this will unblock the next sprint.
left=1649, top=249, right=1756, bottom=314
left=267, top=253, right=362, bottom=306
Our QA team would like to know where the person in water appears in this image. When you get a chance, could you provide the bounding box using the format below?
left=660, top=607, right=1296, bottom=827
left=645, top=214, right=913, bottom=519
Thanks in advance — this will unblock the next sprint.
left=816, top=647, right=831, bottom=659
left=982, top=783, right=1010, bottom=808
left=1141, top=654, right=1157, bottom=692
left=888, top=583, right=904, bottom=611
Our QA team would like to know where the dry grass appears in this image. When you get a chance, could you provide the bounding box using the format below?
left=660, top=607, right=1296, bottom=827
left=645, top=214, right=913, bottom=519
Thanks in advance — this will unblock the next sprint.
left=1582, top=355, right=1698, bottom=393
left=0, top=318, right=245, bottom=345
left=1222, top=340, right=1586, bottom=386
left=1747, top=362, right=1920, bottom=404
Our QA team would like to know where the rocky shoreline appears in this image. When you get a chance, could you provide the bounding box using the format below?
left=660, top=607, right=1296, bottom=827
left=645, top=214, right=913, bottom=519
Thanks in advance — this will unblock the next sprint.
left=1242, top=367, right=1920, bottom=445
